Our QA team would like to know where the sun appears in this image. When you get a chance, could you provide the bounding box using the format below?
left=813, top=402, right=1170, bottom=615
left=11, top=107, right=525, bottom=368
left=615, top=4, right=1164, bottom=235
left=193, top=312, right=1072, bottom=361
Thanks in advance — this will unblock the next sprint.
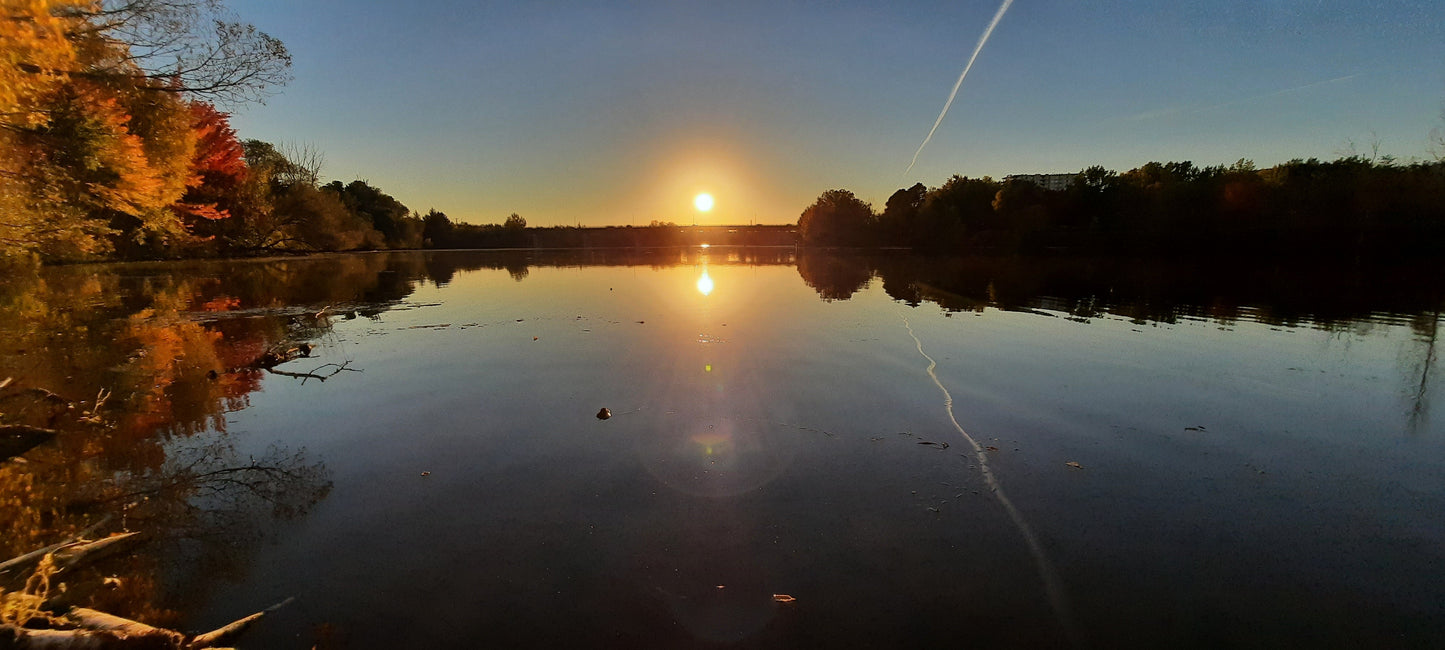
left=694, top=193, right=714, bottom=212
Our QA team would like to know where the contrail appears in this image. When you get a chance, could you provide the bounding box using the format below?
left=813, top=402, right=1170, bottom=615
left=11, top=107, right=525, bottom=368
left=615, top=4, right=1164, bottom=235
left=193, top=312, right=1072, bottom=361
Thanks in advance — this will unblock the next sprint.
left=905, top=0, right=1015, bottom=177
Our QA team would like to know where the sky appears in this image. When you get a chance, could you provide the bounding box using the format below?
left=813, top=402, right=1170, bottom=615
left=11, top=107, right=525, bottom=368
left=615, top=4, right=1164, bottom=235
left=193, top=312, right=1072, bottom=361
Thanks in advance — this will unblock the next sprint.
left=224, top=0, right=1445, bottom=227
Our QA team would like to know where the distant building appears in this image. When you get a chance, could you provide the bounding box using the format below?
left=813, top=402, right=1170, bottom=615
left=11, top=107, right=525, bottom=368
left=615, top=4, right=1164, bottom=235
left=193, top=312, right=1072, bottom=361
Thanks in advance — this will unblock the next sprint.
left=1003, top=173, right=1077, bottom=192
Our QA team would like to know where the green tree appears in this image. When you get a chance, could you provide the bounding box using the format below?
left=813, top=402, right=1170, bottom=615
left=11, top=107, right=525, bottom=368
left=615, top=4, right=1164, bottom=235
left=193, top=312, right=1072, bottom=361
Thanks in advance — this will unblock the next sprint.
left=880, top=182, right=927, bottom=244
left=422, top=209, right=454, bottom=248
left=798, top=189, right=874, bottom=246
left=326, top=180, right=411, bottom=248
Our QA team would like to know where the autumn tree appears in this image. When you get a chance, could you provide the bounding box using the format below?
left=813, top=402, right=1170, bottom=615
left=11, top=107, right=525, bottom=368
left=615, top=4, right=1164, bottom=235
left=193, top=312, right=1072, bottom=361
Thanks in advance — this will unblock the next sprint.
left=0, top=0, right=290, bottom=260
left=175, top=101, right=248, bottom=239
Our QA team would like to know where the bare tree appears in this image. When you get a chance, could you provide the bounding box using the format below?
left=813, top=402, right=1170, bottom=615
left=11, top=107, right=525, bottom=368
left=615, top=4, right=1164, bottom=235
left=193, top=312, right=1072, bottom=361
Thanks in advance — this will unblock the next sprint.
left=59, top=0, right=293, bottom=105
left=1431, top=105, right=1445, bottom=162
left=278, top=141, right=325, bottom=187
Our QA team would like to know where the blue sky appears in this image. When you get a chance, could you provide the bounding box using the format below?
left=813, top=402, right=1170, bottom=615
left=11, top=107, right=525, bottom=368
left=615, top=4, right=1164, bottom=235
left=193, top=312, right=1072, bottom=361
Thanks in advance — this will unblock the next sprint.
left=225, top=0, right=1445, bottom=226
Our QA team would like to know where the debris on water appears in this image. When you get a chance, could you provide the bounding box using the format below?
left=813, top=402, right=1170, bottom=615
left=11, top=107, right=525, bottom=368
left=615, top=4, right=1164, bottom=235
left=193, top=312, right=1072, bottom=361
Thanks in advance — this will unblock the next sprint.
left=1, top=424, right=57, bottom=461
left=636, top=320, right=645, bottom=324
left=596, top=408, right=612, bottom=420
left=985, top=446, right=999, bottom=452
left=533, top=336, right=539, bottom=341
left=1184, top=425, right=1207, bottom=431
left=420, top=471, right=431, bottom=476
left=917, top=440, right=949, bottom=450
left=772, top=594, right=796, bottom=603
left=926, top=507, right=940, bottom=513
left=1065, top=461, right=1083, bottom=469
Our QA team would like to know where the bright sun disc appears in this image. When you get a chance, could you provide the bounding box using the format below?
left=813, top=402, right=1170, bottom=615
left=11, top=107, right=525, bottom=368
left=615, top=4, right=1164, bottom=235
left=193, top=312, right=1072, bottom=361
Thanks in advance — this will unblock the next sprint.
left=694, top=193, right=714, bottom=212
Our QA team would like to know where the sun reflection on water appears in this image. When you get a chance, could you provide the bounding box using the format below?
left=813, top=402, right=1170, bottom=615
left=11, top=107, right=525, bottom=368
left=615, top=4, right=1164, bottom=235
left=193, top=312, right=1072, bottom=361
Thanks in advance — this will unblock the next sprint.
left=696, top=269, right=714, bottom=296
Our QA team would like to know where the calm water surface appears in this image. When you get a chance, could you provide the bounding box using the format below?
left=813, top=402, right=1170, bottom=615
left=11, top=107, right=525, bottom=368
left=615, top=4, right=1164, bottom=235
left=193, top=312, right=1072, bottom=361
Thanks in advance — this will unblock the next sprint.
left=2, top=249, right=1442, bottom=648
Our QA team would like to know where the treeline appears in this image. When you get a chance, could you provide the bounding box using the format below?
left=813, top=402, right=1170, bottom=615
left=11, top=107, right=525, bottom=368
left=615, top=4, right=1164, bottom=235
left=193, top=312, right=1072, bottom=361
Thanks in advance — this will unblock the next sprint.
left=0, top=0, right=466, bottom=262
left=800, top=157, right=1445, bottom=259
left=419, top=215, right=798, bottom=249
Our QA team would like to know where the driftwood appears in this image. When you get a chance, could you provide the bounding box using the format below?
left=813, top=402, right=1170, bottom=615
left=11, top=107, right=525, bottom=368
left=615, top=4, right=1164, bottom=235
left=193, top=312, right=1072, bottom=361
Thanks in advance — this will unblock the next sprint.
left=1, top=590, right=287, bottom=649
left=66, top=608, right=185, bottom=644
left=1, top=528, right=287, bottom=649
left=0, top=599, right=288, bottom=649
left=265, top=361, right=359, bottom=384
left=50, top=533, right=144, bottom=573
left=186, top=597, right=293, bottom=648
left=251, top=343, right=316, bottom=370
left=0, top=516, right=116, bottom=583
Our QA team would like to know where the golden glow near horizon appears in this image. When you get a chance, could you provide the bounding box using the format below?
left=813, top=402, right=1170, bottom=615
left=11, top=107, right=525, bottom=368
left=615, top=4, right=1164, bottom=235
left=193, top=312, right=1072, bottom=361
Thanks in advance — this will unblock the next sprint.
left=694, top=193, right=714, bottom=212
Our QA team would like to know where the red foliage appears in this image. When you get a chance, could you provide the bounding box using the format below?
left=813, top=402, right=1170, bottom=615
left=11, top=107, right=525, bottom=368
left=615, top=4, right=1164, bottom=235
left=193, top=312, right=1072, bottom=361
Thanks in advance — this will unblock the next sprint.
left=188, top=101, right=247, bottom=189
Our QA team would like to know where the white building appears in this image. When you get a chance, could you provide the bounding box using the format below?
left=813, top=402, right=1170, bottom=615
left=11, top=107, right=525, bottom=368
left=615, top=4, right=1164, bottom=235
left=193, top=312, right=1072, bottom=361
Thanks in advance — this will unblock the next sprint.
left=1003, top=173, right=1077, bottom=192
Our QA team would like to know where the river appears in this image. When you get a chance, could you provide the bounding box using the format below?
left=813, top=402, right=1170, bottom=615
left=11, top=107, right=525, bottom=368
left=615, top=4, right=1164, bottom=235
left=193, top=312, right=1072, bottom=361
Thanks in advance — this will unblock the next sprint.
left=2, top=249, right=1442, bottom=647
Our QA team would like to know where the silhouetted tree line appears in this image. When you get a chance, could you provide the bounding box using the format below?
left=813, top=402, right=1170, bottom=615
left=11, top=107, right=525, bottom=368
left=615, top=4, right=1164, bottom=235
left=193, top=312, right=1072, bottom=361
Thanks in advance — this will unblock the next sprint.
left=419, top=215, right=798, bottom=249
left=800, top=157, right=1445, bottom=259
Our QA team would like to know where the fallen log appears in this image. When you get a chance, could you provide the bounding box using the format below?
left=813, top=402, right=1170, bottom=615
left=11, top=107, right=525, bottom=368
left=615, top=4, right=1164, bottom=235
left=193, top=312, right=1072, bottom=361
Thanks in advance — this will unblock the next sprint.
left=0, top=625, right=120, bottom=650
left=0, top=595, right=291, bottom=649
left=187, top=597, right=293, bottom=649
left=65, top=608, right=183, bottom=645
left=51, top=533, right=144, bottom=573
left=0, top=530, right=285, bottom=649
left=0, top=624, right=227, bottom=650
left=0, top=516, right=116, bottom=583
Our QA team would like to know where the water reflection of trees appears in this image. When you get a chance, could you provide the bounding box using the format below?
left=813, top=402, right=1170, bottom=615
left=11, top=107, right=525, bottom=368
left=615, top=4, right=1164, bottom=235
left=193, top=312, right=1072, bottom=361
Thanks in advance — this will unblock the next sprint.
left=415, top=247, right=799, bottom=282
left=8, top=247, right=1436, bottom=624
left=796, top=251, right=873, bottom=301
left=793, top=251, right=1445, bottom=330
left=0, top=253, right=441, bottom=626
left=0, top=247, right=813, bottom=626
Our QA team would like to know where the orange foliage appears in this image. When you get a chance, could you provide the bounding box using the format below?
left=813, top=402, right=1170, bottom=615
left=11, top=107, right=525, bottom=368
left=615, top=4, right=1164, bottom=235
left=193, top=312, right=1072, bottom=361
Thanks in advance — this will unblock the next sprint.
left=188, top=102, right=247, bottom=185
